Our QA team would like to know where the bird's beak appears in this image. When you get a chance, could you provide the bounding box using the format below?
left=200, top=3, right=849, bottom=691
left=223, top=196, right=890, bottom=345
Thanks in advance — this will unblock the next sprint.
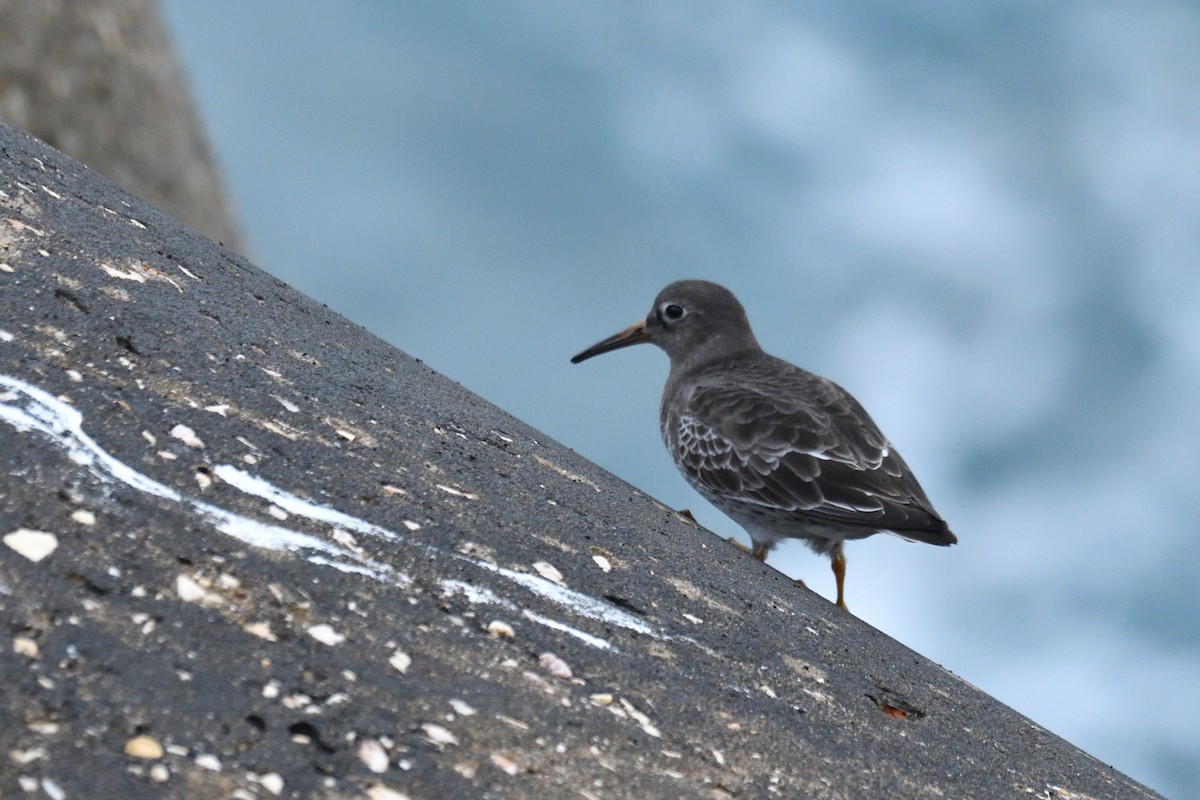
left=570, top=320, right=650, bottom=364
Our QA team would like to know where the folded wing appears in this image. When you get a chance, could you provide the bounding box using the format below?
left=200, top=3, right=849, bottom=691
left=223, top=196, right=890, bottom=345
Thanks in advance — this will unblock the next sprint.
left=670, top=364, right=954, bottom=544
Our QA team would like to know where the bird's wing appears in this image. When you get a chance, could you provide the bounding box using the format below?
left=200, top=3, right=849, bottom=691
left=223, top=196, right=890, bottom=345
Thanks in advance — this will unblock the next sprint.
left=671, top=368, right=948, bottom=536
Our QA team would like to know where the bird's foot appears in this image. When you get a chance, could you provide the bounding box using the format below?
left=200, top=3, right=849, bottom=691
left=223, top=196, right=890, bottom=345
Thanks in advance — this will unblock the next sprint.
left=725, top=537, right=769, bottom=561
left=726, top=536, right=754, bottom=555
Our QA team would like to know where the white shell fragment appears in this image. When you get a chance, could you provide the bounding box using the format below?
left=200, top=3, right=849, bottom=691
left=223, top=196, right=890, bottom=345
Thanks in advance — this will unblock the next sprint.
left=70, top=509, right=96, bottom=526
left=619, top=698, right=662, bottom=739
left=124, top=735, right=165, bottom=760
left=282, top=692, right=311, bottom=708
left=591, top=554, right=612, bottom=573
left=13, top=636, right=39, bottom=658
left=358, top=738, right=390, bottom=773
left=175, top=574, right=207, bottom=603
left=194, top=753, right=222, bottom=771
left=259, top=773, right=285, bottom=795
left=532, top=561, right=564, bottom=585
left=449, top=699, right=477, bottom=717
left=272, top=394, right=300, bottom=413
left=307, top=624, right=345, bottom=646
left=365, top=786, right=411, bottom=800
left=169, top=423, right=205, bottom=448
left=421, top=723, right=459, bottom=748
left=389, top=649, right=412, bottom=674
left=242, top=622, right=277, bottom=641
left=436, top=484, right=477, bottom=500
left=538, top=652, right=573, bottom=680
left=486, top=620, right=515, bottom=638
left=4, top=529, right=58, bottom=562
left=490, top=753, right=519, bottom=775
left=10, top=747, right=46, bottom=765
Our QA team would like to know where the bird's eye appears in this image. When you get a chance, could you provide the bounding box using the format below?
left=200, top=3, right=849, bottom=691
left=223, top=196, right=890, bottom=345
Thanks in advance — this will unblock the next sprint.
left=661, top=303, right=686, bottom=322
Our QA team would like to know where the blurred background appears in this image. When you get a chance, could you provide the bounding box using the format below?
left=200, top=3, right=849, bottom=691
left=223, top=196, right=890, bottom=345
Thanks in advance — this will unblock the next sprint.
left=93, top=2, right=1200, bottom=796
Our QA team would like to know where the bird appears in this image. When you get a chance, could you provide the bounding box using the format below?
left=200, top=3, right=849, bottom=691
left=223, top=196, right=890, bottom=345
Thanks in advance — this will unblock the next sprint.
left=570, top=280, right=956, bottom=610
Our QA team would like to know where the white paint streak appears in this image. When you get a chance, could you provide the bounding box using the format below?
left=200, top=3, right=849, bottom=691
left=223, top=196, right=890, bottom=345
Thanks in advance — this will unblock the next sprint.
left=524, top=610, right=613, bottom=650
left=0, top=375, right=395, bottom=581
left=474, top=561, right=657, bottom=638
left=214, top=465, right=396, bottom=542
left=2, top=372, right=670, bottom=652
left=441, top=578, right=615, bottom=651
left=1, top=377, right=180, bottom=500
left=214, top=464, right=664, bottom=645
left=441, top=578, right=506, bottom=607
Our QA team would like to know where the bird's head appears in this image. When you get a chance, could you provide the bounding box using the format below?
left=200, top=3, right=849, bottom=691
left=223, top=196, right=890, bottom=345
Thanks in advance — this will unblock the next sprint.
left=571, top=280, right=761, bottom=370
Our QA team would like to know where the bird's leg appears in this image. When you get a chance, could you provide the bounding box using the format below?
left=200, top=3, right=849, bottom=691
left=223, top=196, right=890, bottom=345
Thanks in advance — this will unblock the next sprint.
left=726, top=537, right=770, bottom=563
left=726, top=536, right=751, bottom=554
left=750, top=541, right=768, bottom=562
left=831, top=548, right=848, bottom=611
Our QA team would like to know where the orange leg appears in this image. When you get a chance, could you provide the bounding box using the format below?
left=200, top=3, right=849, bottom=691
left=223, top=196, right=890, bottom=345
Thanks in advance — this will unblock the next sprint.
left=726, top=536, right=751, bottom=555
left=725, top=536, right=769, bottom=561
left=726, top=537, right=770, bottom=562
left=831, top=549, right=848, bottom=611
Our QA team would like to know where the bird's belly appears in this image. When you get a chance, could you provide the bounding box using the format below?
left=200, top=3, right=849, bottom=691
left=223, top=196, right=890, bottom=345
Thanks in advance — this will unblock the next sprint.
left=697, top=487, right=876, bottom=556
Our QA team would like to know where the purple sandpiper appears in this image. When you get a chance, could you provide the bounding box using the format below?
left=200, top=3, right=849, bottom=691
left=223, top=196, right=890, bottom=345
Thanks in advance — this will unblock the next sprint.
left=572, top=280, right=956, bottom=610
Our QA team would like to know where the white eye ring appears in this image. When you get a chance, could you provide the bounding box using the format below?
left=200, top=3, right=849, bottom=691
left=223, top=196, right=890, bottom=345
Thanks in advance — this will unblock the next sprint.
left=660, top=302, right=686, bottom=322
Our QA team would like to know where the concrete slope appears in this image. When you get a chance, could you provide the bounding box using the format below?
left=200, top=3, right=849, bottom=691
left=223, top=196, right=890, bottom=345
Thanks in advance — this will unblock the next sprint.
left=0, top=120, right=1157, bottom=799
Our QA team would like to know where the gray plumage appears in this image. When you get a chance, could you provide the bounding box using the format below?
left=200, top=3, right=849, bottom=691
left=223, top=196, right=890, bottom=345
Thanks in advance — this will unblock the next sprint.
left=572, top=279, right=955, bottom=609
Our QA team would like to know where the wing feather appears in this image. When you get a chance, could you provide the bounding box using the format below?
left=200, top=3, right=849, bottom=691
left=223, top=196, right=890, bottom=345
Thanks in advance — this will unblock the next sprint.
left=665, top=358, right=949, bottom=537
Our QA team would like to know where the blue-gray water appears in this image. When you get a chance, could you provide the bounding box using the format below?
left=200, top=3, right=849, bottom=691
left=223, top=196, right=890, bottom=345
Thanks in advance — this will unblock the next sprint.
left=162, top=3, right=1200, bottom=796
